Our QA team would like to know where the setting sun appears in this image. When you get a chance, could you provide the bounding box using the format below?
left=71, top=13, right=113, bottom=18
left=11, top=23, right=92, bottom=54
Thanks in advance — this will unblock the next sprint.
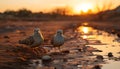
left=74, top=3, right=93, bottom=14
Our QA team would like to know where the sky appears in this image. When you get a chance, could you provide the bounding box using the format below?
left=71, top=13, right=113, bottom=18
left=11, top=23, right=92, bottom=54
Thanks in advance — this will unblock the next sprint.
left=0, top=0, right=120, bottom=14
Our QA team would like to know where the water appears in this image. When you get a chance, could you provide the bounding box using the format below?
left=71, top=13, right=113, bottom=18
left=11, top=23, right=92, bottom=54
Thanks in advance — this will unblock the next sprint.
left=29, top=24, right=120, bottom=69
left=88, top=31, right=120, bottom=57
left=77, top=25, right=120, bottom=69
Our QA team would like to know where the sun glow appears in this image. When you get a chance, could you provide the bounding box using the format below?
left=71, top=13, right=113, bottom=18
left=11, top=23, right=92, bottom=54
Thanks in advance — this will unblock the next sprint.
left=82, top=35, right=88, bottom=39
left=77, top=26, right=93, bottom=34
left=82, top=27, right=89, bottom=33
left=77, top=26, right=93, bottom=39
left=74, top=3, right=93, bottom=14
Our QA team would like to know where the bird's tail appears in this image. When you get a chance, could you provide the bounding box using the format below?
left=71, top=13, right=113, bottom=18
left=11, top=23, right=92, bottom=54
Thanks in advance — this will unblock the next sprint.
left=19, top=39, right=27, bottom=44
left=19, top=36, right=34, bottom=45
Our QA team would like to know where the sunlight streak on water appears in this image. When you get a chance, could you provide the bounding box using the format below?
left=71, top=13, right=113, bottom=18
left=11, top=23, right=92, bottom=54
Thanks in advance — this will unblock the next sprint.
left=77, top=25, right=120, bottom=69
left=89, top=31, right=120, bottom=57
left=82, top=27, right=89, bottom=33
left=77, top=26, right=93, bottom=34
left=82, top=35, right=88, bottom=39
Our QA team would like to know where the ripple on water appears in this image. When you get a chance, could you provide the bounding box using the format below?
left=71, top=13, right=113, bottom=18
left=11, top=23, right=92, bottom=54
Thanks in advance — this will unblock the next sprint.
left=77, top=26, right=120, bottom=69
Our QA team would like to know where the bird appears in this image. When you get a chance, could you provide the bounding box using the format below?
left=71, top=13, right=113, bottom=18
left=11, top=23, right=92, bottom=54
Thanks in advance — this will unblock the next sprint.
left=19, top=28, right=45, bottom=55
left=51, top=30, right=65, bottom=52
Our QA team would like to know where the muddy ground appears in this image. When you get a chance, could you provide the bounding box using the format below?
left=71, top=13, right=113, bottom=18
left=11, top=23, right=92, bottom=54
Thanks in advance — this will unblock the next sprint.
left=0, top=20, right=120, bottom=69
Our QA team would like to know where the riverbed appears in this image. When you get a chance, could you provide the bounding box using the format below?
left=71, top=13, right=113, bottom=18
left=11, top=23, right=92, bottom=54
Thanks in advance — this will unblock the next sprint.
left=81, top=25, right=120, bottom=69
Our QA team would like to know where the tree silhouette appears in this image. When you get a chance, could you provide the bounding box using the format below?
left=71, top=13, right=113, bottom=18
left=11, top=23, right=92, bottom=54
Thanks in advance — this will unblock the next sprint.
left=3, top=10, right=16, bottom=16
left=51, top=6, right=72, bottom=17
left=95, top=0, right=119, bottom=20
left=16, top=8, right=32, bottom=17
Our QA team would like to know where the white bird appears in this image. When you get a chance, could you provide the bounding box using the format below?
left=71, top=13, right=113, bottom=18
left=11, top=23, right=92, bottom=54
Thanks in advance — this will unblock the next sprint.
left=19, top=28, right=45, bottom=55
left=51, top=30, right=65, bottom=52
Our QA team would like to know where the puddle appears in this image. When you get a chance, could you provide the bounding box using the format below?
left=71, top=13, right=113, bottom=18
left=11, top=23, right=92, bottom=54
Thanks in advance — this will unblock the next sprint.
left=28, top=23, right=120, bottom=69
left=77, top=25, right=120, bottom=69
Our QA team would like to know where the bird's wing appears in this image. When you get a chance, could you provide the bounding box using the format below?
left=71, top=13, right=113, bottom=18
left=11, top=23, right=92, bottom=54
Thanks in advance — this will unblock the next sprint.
left=27, top=36, right=35, bottom=45
left=19, top=36, right=35, bottom=45
left=30, top=32, right=44, bottom=47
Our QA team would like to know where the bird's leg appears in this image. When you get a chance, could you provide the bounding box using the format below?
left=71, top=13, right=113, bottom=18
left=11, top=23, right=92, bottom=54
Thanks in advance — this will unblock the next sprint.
left=53, top=47, right=55, bottom=52
left=55, top=47, right=58, bottom=53
left=38, top=46, right=46, bottom=54
left=32, top=48, right=38, bottom=56
left=58, top=47, right=61, bottom=52
left=32, top=47, right=40, bottom=56
left=54, top=47, right=56, bottom=53
left=35, top=47, right=40, bottom=55
left=41, top=47, right=46, bottom=53
left=35, top=47, right=41, bottom=56
left=57, top=47, right=59, bottom=52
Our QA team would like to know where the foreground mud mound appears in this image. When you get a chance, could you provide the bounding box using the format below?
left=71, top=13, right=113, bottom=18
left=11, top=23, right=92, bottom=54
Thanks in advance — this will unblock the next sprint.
left=0, top=44, right=47, bottom=69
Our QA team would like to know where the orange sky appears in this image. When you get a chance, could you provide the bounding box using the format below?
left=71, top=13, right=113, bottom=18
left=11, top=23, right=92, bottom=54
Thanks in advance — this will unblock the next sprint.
left=0, top=0, right=120, bottom=14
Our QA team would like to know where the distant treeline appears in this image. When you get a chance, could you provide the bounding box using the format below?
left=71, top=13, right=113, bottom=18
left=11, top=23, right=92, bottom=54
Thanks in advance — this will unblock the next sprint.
left=0, top=6, right=120, bottom=21
left=0, top=8, right=75, bottom=21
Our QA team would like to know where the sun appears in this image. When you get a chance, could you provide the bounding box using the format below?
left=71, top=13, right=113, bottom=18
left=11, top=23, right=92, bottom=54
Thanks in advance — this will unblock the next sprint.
left=74, top=3, right=93, bottom=14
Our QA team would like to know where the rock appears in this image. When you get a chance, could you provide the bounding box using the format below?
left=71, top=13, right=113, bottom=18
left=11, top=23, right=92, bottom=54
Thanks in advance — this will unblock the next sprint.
left=42, top=55, right=52, bottom=66
left=92, top=65, right=101, bottom=69
left=114, top=57, right=120, bottom=61
left=42, top=55, right=52, bottom=60
left=78, top=48, right=82, bottom=52
left=77, top=65, right=82, bottom=69
left=96, top=55, right=104, bottom=62
left=94, top=49, right=102, bottom=52
left=63, top=57, right=68, bottom=62
left=117, top=33, right=120, bottom=38
left=61, top=50, right=70, bottom=54
left=117, top=51, right=120, bottom=54
left=108, top=52, right=113, bottom=57
left=108, top=52, right=114, bottom=60
left=3, top=35, right=10, bottom=39
left=29, top=59, right=43, bottom=69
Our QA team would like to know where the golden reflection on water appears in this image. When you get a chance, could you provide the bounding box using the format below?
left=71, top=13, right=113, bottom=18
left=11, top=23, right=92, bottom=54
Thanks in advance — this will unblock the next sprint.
left=77, top=25, right=94, bottom=39
left=77, top=25, right=120, bottom=57
left=82, top=22, right=88, bottom=26
left=77, top=24, right=120, bottom=69
left=82, top=35, right=88, bottom=39
left=77, top=26, right=93, bottom=34
left=82, top=27, right=89, bottom=33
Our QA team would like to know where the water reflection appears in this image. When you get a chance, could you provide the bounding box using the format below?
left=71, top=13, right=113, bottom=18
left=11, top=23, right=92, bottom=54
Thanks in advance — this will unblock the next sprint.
left=77, top=26, right=93, bottom=34
left=81, top=22, right=89, bottom=26
left=77, top=25, right=120, bottom=69
left=77, top=25, right=95, bottom=39
left=82, top=35, right=88, bottom=39
left=77, top=25, right=120, bottom=57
